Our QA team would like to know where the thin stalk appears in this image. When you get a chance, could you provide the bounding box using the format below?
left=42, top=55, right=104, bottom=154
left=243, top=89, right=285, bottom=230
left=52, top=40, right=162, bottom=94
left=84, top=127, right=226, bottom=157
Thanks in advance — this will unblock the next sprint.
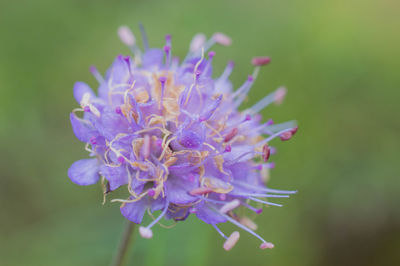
left=110, top=221, right=136, bottom=266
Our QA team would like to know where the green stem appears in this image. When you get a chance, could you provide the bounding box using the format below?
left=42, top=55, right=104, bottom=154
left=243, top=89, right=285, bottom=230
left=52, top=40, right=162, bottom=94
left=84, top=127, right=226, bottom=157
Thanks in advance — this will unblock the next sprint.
left=110, top=221, right=136, bottom=266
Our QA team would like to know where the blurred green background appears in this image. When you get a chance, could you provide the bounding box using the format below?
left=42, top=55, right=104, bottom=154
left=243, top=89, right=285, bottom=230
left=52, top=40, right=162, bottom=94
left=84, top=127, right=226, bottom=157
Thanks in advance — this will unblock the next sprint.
left=1, top=0, right=399, bottom=265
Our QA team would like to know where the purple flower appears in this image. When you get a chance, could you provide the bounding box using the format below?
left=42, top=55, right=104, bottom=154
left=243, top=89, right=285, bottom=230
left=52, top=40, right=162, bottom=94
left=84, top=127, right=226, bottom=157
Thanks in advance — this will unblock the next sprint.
left=68, top=25, right=298, bottom=251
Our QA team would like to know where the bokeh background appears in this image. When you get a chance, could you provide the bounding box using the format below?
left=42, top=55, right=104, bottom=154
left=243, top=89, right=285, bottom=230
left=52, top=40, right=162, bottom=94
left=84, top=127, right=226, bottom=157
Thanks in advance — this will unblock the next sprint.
left=1, top=0, right=399, bottom=265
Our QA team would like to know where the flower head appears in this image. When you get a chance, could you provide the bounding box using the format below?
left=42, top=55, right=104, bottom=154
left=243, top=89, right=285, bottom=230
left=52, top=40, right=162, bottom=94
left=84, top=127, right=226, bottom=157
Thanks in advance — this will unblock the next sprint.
left=68, top=25, right=297, bottom=250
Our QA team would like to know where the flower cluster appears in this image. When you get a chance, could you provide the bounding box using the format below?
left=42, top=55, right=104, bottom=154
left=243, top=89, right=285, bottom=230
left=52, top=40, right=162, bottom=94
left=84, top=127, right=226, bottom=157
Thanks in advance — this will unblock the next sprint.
left=68, top=25, right=297, bottom=251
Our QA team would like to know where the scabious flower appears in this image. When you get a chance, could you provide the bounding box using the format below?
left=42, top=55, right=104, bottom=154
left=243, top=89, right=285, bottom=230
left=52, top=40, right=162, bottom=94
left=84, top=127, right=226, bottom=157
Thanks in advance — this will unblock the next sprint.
left=68, top=25, right=298, bottom=251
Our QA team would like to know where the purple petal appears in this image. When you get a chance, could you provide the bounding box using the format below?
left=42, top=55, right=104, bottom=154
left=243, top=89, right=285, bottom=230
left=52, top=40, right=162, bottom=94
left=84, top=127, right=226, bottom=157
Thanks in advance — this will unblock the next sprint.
left=165, top=175, right=198, bottom=205
left=215, top=79, right=233, bottom=94
left=109, top=56, right=131, bottom=84
left=142, top=49, right=163, bottom=69
left=99, top=165, right=128, bottom=191
left=73, top=82, right=95, bottom=103
left=94, top=108, right=131, bottom=140
left=68, top=158, right=100, bottom=185
left=168, top=163, right=193, bottom=175
left=120, top=198, right=147, bottom=224
left=98, top=56, right=130, bottom=102
left=199, top=94, right=222, bottom=121
left=181, top=57, right=211, bottom=77
left=150, top=196, right=166, bottom=212
left=70, top=113, right=96, bottom=142
left=195, top=202, right=226, bottom=224
left=97, top=82, right=110, bottom=102
left=224, top=145, right=254, bottom=163
left=166, top=207, right=190, bottom=221
left=177, top=130, right=203, bottom=149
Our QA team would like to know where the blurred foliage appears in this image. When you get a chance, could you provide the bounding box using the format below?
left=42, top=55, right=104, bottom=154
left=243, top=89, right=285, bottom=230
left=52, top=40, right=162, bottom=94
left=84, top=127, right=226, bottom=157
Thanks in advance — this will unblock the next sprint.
left=0, top=0, right=399, bottom=265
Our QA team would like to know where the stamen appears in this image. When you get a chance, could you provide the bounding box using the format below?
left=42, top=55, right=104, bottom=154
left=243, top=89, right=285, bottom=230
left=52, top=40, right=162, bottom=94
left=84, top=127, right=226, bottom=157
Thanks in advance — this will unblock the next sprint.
left=239, top=217, right=258, bottom=230
left=232, top=75, right=254, bottom=99
left=260, top=242, right=274, bottom=249
left=201, top=197, right=227, bottom=205
left=208, top=51, right=216, bottom=59
left=212, top=224, right=228, bottom=239
left=253, top=164, right=263, bottom=171
left=148, top=189, right=155, bottom=197
left=262, top=121, right=297, bottom=134
left=246, top=87, right=286, bottom=115
left=217, top=61, right=234, bottom=82
left=256, top=128, right=294, bottom=146
left=241, top=201, right=263, bottom=214
left=189, top=187, right=214, bottom=196
left=84, top=103, right=100, bottom=118
left=237, top=193, right=289, bottom=198
left=202, top=51, right=215, bottom=75
left=117, top=156, right=125, bottom=164
left=252, top=66, right=261, bottom=81
left=142, top=134, right=151, bottom=159
left=226, top=150, right=258, bottom=165
left=232, top=181, right=297, bottom=194
left=147, top=200, right=169, bottom=229
left=117, top=26, right=141, bottom=63
left=189, top=33, right=206, bottom=52
left=224, top=128, right=238, bottom=142
left=165, top=34, right=171, bottom=46
left=159, top=77, right=167, bottom=110
left=249, top=197, right=283, bottom=207
left=223, top=231, right=240, bottom=251
left=192, top=48, right=205, bottom=83
left=89, top=136, right=97, bottom=145
left=139, top=200, right=170, bottom=239
left=115, top=106, right=122, bottom=114
left=219, top=199, right=240, bottom=214
left=262, top=144, right=271, bottom=162
left=177, top=130, right=202, bottom=149
left=210, top=204, right=271, bottom=247
left=251, top=56, right=271, bottom=66
left=233, top=77, right=255, bottom=108
left=163, top=45, right=171, bottom=67
left=188, top=173, right=195, bottom=182
left=279, top=126, right=298, bottom=141
left=171, top=56, right=179, bottom=70
left=118, top=25, right=136, bottom=47
left=210, top=206, right=243, bottom=252
left=199, top=94, right=222, bottom=121
left=266, top=162, right=275, bottom=169
left=199, top=33, right=230, bottom=55
left=274, top=86, right=287, bottom=105
left=89, top=65, right=104, bottom=83
left=138, top=23, right=149, bottom=51
left=213, top=32, right=232, bottom=46
left=139, top=226, right=153, bottom=239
